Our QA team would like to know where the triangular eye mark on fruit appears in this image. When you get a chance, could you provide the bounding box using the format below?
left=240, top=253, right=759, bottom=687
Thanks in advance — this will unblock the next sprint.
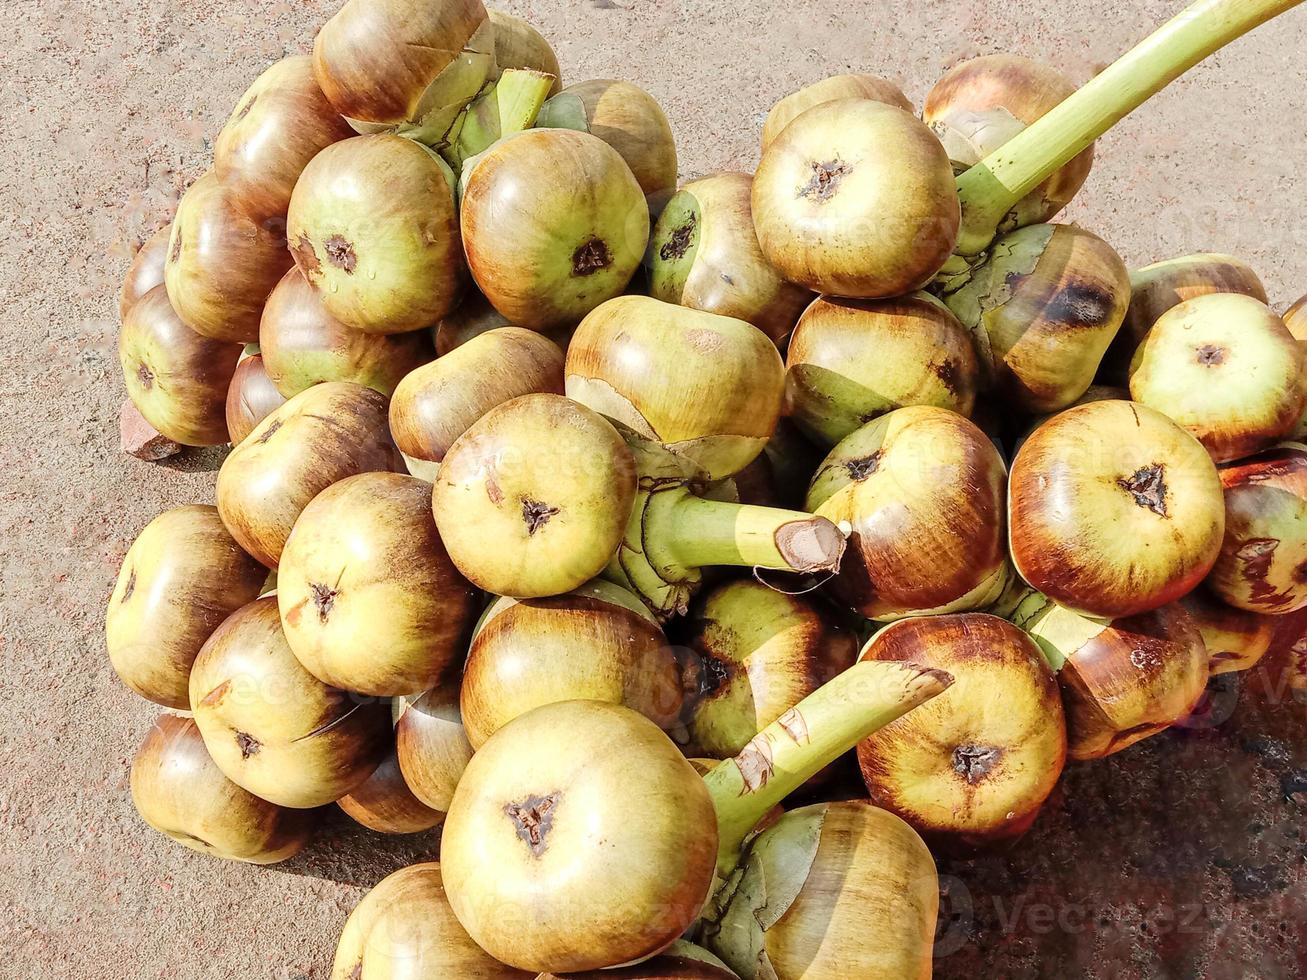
left=311, top=582, right=339, bottom=623
left=324, top=235, right=358, bottom=273
left=952, top=743, right=1001, bottom=784
left=797, top=159, right=850, bottom=202
left=522, top=498, right=561, bottom=534
left=505, top=792, right=561, bottom=857
left=1195, top=344, right=1226, bottom=365
left=572, top=237, right=612, bottom=276
left=845, top=451, right=883, bottom=482
left=136, top=363, right=155, bottom=389
left=235, top=731, right=261, bottom=759
left=1117, top=463, right=1168, bottom=517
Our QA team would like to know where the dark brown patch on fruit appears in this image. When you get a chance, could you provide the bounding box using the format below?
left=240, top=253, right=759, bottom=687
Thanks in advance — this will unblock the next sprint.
left=257, top=419, right=282, bottom=444
left=1106, top=721, right=1162, bottom=752
left=521, top=498, right=560, bottom=535
left=310, top=582, right=338, bottom=623
left=504, top=791, right=560, bottom=857
left=1196, top=344, right=1227, bottom=366
left=1044, top=281, right=1115, bottom=328
left=121, top=568, right=136, bottom=602
left=797, top=159, right=850, bottom=202
left=695, top=651, right=732, bottom=697
left=1295, top=560, right=1307, bottom=584
left=136, top=362, right=154, bottom=389
left=324, top=235, right=358, bottom=274
left=1117, top=463, right=1168, bottom=517
left=845, top=451, right=883, bottom=481
left=952, top=743, right=1002, bottom=783
left=933, top=358, right=962, bottom=396
left=292, top=235, right=321, bottom=278
left=659, top=213, right=697, bottom=261
left=235, top=95, right=257, bottom=121
left=235, top=731, right=261, bottom=759
left=572, top=237, right=613, bottom=276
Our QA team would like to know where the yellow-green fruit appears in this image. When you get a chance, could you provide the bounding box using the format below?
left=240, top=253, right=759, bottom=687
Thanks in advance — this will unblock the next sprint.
left=107, top=505, right=266, bottom=708
left=189, top=597, right=390, bottom=808
left=394, top=684, right=474, bottom=813
left=648, top=172, right=812, bottom=346
left=1130, top=293, right=1304, bottom=462
left=856, top=614, right=1066, bottom=844
left=288, top=134, right=464, bottom=334
left=332, top=862, right=530, bottom=980
left=119, top=285, right=241, bottom=447
left=785, top=292, right=978, bottom=446
left=442, top=701, right=718, bottom=973
left=704, top=801, right=937, bottom=980
left=807, top=407, right=1009, bottom=620
left=752, top=99, right=959, bottom=299
left=461, top=129, right=649, bottom=331
left=682, top=580, right=857, bottom=759
left=1179, top=589, right=1276, bottom=675
left=131, top=714, right=311, bottom=865
left=940, top=223, right=1130, bottom=413
left=432, top=393, right=637, bottom=597
left=462, top=582, right=681, bottom=748
left=489, top=11, right=562, bottom=96
left=278, top=472, right=477, bottom=696
left=761, top=73, right=913, bottom=150
left=567, top=295, right=785, bottom=479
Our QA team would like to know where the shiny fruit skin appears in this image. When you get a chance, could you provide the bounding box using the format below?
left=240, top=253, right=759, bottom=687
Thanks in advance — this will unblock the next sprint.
left=225, top=352, right=287, bottom=446
left=119, top=284, right=241, bottom=446
left=259, top=266, right=432, bottom=398
left=107, top=505, right=266, bottom=709
left=390, top=326, right=564, bottom=469
left=213, top=55, right=354, bottom=223
left=1129, top=293, right=1304, bottom=463
left=1207, top=443, right=1307, bottom=614
left=131, top=714, right=310, bottom=864
left=164, top=171, right=292, bottom=343
left=490, top=10, right=562, bottom=96
left=761, top=73, right=913, bottom=150
left=682, top=580, right=857, bottom=758
left=1179, top=588, right=1276, bottom=674
left=442, top=701, right=718, bottom=973
left=1009, top=400, right=1225, bottom=618
left=923, top=54, right=1094, bottom=229
left=566, top=295, right=785, bottom=480
left=394, top=684, right=474, bottom=812
left=752, top=99, right=959, bottom=299
left=189, top=597, right=390, bottom=808
left=462, top=583, right=681, bottom=749
left=806, top=407, right=1009, bottom=620
left=856, top=614, right=1066, bottom=844
left=461, top=129, right=649, bottom=330
left=337, top=748, right=444, bottom=834
left=216, top=381, right=399, bottom=568
left=785, top=292, right=978, bottom=446
left=288, top=134, right=465, bottom=334
left=648, top=172, right=811, bottom=346
left=119, top=224, right=171, bottom=321
left=278, top=472, right=477, bottom=696
left=433, top=393, right=637, bottom=597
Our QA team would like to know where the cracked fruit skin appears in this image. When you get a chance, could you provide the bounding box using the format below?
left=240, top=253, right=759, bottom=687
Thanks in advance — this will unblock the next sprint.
left=761, top=73, right=913, bottom=150
left=131, top=714, right=311, bottom=865
left=189, top=597, right=390, bottom=808
left=461, top=129, right=650, bottom=330
left=566, top=295, right=785, bottom=480
left=107, top=505, right=266, bottom=709
left=278, top=472, right=477, bottom=697
left=288, top=134, right=464, bottom=334
left=785, top=292, right=978, bottom=447
left=213, top=55, right=354, bottom=224
left=806, top=406, right=1009, bottom=621
left=704, top=801, right=936, bottom=980
left=260, top=267, right=432, bottom=398
left=462, top=582, right=680, bottom=749
left=332, top=862, right=531, bottom=980
left=441, top=700, right=718, bottom=974
left=164, top=171, right=293, bottom=344
left=1009, top=400, right=1225, bottom=619
left=752, top=99, right=959, bottom=299
left=1129, top=293, right=1304, bottom=463
left=1007, top=592, right=1209, bottom=760
left=648, top=172, right=811, bottom=346
left=225, top=352, right=286, bottom=446
left=1207, top=442, right=1307, bottom=614
left=682, top=580, right=857, bottom=760
left=940, top=223, right=1130, bottom=414
left=1179, top=588, right=1275, bottom=674
left=923, top=55, right=1094, bottom=231
left=119, top=284, right=241, bottom=447
left=1100, top=252, right=1267, bottom=384
left=216, top=382, right=400, bottom=569
left=432, top=393, right=637, bottom=598
left=856, top=614, right=1066, bottom=845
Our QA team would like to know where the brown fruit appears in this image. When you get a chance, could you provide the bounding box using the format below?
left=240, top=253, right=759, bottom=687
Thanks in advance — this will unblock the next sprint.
left=338, top=747, right=444, bottom=834
left=224, top=352, right=287, bottom=446
left=490, top=11, right=562, bottom=96
left=1179, top=589, right=1276, bottom=674
left=119, top=225, right=171, bottom=321
left=394, top=684, right=474, bottom=813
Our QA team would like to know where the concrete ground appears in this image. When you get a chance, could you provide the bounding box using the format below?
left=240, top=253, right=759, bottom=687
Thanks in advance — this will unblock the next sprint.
left=3, top=1, right=1307, bottom=977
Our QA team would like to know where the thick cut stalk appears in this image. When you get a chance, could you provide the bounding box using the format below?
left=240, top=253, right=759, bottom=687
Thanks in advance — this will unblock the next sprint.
left=705, top=659, right=953, bottom=875
left=446, top=69, right=555, bottom=168
left=955, top=0, right=1303, bottom=254
left=648, top=493, right=846, bottom=575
